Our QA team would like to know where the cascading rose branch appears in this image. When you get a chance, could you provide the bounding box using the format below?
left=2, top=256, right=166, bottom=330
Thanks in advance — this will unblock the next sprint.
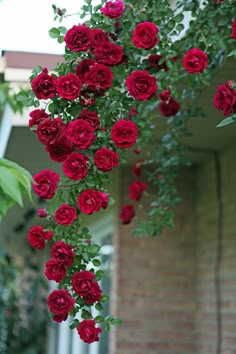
left=24, top=0, right=211, bottom=343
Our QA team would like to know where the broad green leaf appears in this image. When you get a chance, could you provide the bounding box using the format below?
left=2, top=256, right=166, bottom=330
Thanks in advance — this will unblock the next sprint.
left=49, top=27, right=60, bottom=38
left=0, top=166, right=23, bottom=206
left=0, top=190, right=15, bottom=221
left=217, top=114, right=236, bottom=127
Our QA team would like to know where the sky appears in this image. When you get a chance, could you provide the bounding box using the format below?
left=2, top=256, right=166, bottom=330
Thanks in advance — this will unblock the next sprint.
left=0, top=0, right=98, bottom=54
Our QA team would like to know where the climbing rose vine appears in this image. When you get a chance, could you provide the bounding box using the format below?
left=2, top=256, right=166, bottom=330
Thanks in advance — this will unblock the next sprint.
left=17, top=0, right=235, bottom=344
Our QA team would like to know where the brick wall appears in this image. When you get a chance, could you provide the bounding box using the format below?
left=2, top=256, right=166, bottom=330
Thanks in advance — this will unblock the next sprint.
left=111, top=168, right=197, bottom=354
left=111, top=143, right=236, bottom=354
left=195, top=145, right=236, bottom=354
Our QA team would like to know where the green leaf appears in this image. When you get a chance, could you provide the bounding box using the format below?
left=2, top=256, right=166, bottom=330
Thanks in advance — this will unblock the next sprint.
left=101, top=294, right=110, bottom=303
left=95, top=302, right=103, bottom=311
left=0, top=190, right=15, bottom=221
left=70, top=319, right=80, bottom=330
left=49, top=27, right=60, bottom=38
left=81, top=309, right=92, bottom=319
left=92, top=258, right=101, bottom=267
left=217, top=114, right=236, bottom=127
left=110, top=317, right=123, bottom=326
left=88, top=244, right=101, bottom=256
left=0, top=166, right=23, bottom=206
left=94, top=270, right=105, bottom=281
left=227, top=49, right=236, bottom=57
left=95, top=315, right=104, bottom=323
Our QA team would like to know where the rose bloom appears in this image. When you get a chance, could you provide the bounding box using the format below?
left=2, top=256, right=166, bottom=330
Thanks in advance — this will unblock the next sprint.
left=47, top=289, right=74, bottom=318
left=159, top=97, right=180, bottom=117
left=45, top=259, right=67, bottom=282
left=182, top=48, right=208, bottom=73
left=80, top=92, right=96, bottom=107
left=72, top=270, right=95, bottom=296
left=119, top=204, right=135, bottom=225
left=64, top=25, right=94, bottom=52
left=132, top=159, right=144, bottom=177
left=83, top=281, right=102, bottom=304
left=100, top=0, right=125, bottom=19
left=51, top=241, right=75, bottom=267
left=129, top=106, right=138, bottom=118
left=36, top=118, right=66, bottom=146
left=159, top=88, right=171, bottom=102
left=28, top=225, right=53, bottom=250
left=56, top=73, right=82, bottom=100
left=28, top=109, right=50, bottom=128
left=31, top=68, right=57, bottom=100
left=94, top=147, right=119, bottom=171
left=111, top=119, right=138, bottom=148
left=125, top=70, right=157, bottom=100
left=66, top=119, right=96, bottom=149
left=75, top=59, right=96, bottom=82
left=46, top=137, right=72, bottom=162
left=129, top=180, right=148, bottom=201
left=54, top=204, right=77, bottom=226
left=33, top=169, right=60, bottom=199
left=95, top=42, right=123, bottom=66
left=213, top=83, right=236, bottom=117
left=92, top=29, right=109, bottom=46
left=231, top=20, right=236, bottom=40
left=84, top=63, right=114, bottom=91
left=77, top=319, right=102, bottom=344
left=132, top=21, right=159, bottom=49
left=99, top=191, right=109, bottom=210
left=146, top=54, right=168, bottom=71
left=78, top=109, right=100, bottom=129
left=62, top=151, right=89, bottom=180
left=37, top=208, right=47, bottom=218
left=77, top=189, right=106, bottom=214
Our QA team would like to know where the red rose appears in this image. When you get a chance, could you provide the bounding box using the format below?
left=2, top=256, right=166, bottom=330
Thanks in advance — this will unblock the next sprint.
left=33, top=169, right=60, bottom=199
left=45, top=259, right=67, bottom=282
left=56, top=73, right=82, bottom=100
left=35, top=118, right=66, bottom=145
left=100, top=0, right=125, bottom=19
left=47, top=289, right=74, bottom=317
left=213, top=83, right=236, bottom=117
left=231, top=20, right=236, bottom=40
left=54, top=204, right=77, bottom=226
left=92, top=29, right=109, bottom=46
left=80, top=92, right=96, bottom=107
left=94, top=147, right=119, bottom=171
left=159, top=88, right=171, bottom=102
left=62, top=151, right=89, bottom=180
left=83, top=281, right=102, bottom=304
left=75, top=59, right=96, bottom=82
left=52, top=313, right=68, bottom=323
left=84, top=63, right=114, bottom=91
left=31, top=68, right=57, bottom=100
left=64, top=25, right=94, bottom=52
left=72, top=270, right=95, bottom=296
left=111, top=119, right=138, bottom=148
left=66, top=119, right=96, bottom=149
left=119, top=204, right=135, bottom=224
left=99, top=191, right=109, bottom=210
left=77, top=189, right=105, bottom=214
left=132, top=159, right=144, bottom=177
left=77, top=319, right=102, bottom=344
left=46, top=137, right=72, bottom=162
left=78, top=109, right=100, bottom=129
left=129, top=107, right=138, bottom=118
left=129, top=180, right=148, bottom=201
left=51, top=241, right=75, bottom=267
left=159, top=97, right=180, bottom=117
left=37, top=208, right=47, bottom=218
left=28, top=225, right=53, bottom=250
left=146, top=54, right=168, bottom=71
left=125, top=70, right=157, bottom=100
left=28, top=109, right=50, bottom=128
left=182, top=48, right=208, bottom=73
left=95, top=42, right=123, bottom=66
left=132, top=22, right=159, bottom=49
